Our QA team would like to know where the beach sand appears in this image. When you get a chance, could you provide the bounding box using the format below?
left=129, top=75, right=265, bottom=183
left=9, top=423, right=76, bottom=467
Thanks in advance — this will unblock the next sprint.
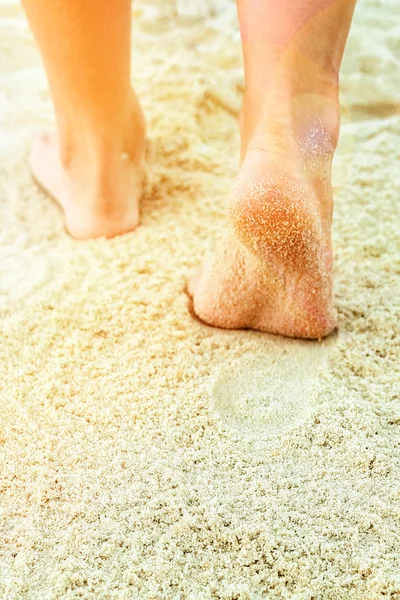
left=1, top=1, right=400, bottom=598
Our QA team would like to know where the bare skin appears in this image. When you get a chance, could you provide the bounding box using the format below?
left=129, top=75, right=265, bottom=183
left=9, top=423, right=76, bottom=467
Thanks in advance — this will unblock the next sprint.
left=22, top=0, right=145, bottom=240
left=189, top=0, right=357, bottom=339
left=22, top=0, right=357, bottom=338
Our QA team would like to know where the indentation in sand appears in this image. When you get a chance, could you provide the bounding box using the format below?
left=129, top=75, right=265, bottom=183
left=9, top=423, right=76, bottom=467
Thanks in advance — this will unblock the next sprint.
left=211, top=341, right=330, bottom=439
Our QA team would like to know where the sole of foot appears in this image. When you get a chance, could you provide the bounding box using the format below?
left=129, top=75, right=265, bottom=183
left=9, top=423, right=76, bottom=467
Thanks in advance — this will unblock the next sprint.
left=188, top=142, right=337, bottom=340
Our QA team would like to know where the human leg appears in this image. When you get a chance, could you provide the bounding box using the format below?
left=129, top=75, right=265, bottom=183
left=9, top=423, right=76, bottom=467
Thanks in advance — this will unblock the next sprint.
left=189, top=0, right=357, bottom=339
left=22, top=0, right=145, bottom=239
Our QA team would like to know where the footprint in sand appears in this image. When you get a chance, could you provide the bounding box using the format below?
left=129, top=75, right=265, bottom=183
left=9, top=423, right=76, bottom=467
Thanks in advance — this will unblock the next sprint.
left=211, top=340, right=331, bottom=439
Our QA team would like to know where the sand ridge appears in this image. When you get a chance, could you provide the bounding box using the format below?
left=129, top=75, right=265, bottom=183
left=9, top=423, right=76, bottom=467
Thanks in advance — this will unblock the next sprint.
left=1, top=0, right=400, bottom=598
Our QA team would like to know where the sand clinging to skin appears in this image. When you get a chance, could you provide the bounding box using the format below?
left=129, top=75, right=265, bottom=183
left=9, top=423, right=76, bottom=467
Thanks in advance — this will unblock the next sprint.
left=1, top=0, right=400, bottom=598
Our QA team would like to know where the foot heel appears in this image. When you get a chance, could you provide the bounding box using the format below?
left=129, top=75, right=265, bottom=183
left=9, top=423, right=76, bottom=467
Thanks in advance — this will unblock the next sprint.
left=229, top=175, right=322, bottom=272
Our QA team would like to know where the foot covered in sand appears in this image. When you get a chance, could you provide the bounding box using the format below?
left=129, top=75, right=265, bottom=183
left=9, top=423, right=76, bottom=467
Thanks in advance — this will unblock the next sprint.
left=189, top=96, right=339, bottom=339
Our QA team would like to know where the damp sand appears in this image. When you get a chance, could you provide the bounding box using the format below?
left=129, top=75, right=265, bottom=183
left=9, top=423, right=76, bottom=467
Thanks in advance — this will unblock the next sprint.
left=0, top=1, right=400, bottom=598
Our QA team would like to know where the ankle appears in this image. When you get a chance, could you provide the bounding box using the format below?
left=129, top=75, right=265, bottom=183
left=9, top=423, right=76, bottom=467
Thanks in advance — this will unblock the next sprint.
left=240, top=50, right=341, bottom=158
left=57, top=90, right=145, bottom=172
left=242, top=91, right=340, bottom=171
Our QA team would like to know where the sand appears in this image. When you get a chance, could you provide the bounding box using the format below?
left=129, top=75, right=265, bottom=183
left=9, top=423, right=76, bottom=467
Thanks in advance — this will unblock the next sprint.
left=0, top=0, right=399, bottom=598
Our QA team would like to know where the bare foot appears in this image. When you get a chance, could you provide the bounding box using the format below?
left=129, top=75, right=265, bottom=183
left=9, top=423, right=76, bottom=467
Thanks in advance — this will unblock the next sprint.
left=189, top=99, right=338, bottom=339
left=29, top=92, right=146, bottom=240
